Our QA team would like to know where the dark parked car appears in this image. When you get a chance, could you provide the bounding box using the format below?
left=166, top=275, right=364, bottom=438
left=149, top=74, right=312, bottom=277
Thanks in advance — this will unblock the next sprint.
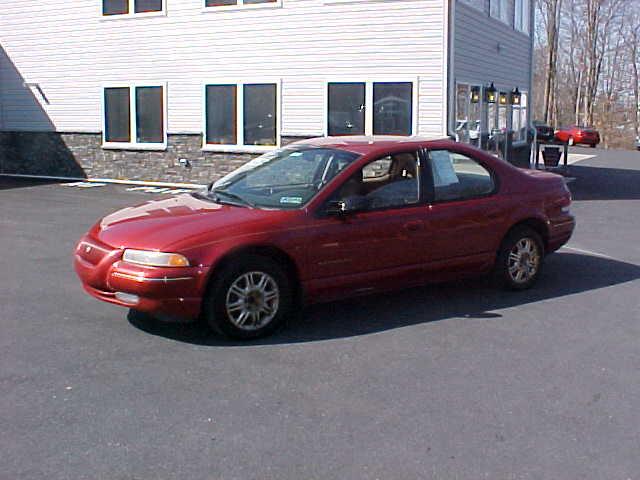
left=75, top=136, right=575, bottom=339
left=555, top=125, right=600, bottom=147
left=533, top=120, right=555, bottom=142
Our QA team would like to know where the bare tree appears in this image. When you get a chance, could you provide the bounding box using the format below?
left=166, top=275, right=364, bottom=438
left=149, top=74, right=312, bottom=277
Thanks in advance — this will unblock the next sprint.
left=539, top=0, right=563, bottom=126
left=534, top=0, right=640, bottom=148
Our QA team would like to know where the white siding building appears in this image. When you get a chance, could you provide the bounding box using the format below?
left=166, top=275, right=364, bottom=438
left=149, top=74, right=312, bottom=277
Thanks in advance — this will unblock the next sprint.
left=0, top=0, right=533, bottom=182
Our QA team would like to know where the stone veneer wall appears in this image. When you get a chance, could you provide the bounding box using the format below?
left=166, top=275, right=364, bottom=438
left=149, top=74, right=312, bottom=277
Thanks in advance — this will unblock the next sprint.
left=0, top=132, right=308, bottom=184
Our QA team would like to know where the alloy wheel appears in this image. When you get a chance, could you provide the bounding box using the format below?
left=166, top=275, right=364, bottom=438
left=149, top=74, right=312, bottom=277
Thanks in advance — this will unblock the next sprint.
left=225, top=271, right=280, bottom=331
left=507, top=238, right=541, bottom=284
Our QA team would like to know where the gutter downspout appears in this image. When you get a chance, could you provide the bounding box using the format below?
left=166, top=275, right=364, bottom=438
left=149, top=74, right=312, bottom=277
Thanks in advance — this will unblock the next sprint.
left=528, top=1, right=537, bottom=168
left=445, top=0, right=456, bottom=139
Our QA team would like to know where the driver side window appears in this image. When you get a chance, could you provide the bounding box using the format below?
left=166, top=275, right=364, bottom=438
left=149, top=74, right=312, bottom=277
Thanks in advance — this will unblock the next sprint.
left=336, top=151, right=420, bottom=210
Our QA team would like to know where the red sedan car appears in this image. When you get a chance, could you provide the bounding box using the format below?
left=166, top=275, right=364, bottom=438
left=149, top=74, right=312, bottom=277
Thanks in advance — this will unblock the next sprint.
left=74, top=137, right=575, bottom=339
left=555, top=125, right=600, bottom=147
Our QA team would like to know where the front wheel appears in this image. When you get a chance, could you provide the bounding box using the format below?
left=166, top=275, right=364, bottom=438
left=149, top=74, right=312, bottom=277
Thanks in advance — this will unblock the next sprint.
left=203, top=255, right=293, bottom=339
left=494, top=227, right=544, bottom=290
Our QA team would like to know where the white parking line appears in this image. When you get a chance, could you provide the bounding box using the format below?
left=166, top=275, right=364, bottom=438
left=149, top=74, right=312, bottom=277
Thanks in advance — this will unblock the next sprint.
left=562, top=245, right=618, bottom=261
left=64, top=182, right=108, bottom=188
left=567, top=153, right=596, bottom=165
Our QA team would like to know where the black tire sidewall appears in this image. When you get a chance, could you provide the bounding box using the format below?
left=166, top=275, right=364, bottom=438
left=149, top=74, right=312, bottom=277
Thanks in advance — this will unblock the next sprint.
left=204, top=255, right=293, bottom=339
left=496, top=227, right=545, bottom=291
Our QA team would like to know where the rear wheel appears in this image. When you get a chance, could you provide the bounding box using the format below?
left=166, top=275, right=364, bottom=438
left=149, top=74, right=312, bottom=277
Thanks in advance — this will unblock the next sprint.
left=495, top=227, right=544, bottom=290
left=203, top=255, right=293, bottom=339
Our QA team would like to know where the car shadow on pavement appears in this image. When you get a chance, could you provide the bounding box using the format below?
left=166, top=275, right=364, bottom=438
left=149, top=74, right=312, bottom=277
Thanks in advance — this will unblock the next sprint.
left=128, top=252, right=640, bottom=346
left=568, top=165, right=640, bottom=201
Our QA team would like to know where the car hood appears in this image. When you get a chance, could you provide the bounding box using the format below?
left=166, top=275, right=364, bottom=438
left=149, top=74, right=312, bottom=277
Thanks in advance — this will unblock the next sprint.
left=93, top=193, right=290, bottom=251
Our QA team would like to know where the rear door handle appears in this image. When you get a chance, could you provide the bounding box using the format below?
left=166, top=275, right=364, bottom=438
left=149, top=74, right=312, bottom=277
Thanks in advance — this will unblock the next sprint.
left=403, top=220, right=424, bottom=232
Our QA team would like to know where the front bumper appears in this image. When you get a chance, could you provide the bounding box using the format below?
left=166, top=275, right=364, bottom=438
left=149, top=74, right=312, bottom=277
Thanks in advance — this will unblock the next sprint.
left=73, top=236, right=207, bottom=319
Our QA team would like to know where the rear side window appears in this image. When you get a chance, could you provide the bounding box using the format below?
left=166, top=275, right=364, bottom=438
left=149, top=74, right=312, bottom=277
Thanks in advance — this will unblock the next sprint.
left=428, top=150, right=495, bottom=202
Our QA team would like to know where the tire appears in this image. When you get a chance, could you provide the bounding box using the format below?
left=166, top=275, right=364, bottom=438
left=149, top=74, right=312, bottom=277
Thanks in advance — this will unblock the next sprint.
left=494, top=226, right=545, bottom=291
left=203, top=255, right=293, bottom=339
left=590, top=144, right=596, bottom=148
left=568, top=137, right=575, bottom=146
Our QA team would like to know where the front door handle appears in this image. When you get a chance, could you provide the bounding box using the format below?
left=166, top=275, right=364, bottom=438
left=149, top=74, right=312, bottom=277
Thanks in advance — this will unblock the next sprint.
left=403, top=220, right=424, bottom=232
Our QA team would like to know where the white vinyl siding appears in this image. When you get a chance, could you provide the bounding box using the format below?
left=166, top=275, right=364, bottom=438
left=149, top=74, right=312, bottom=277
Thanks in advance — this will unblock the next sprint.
left=0, top=0, right=447, bottom=138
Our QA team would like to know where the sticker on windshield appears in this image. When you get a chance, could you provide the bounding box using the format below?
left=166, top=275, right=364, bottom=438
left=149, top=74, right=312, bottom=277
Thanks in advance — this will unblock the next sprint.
left=280, top=196, right=303, bottom=205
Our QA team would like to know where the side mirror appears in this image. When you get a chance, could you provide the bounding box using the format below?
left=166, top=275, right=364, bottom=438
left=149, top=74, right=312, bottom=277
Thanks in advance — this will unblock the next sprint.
left=325, top=196, right=369, bottom=216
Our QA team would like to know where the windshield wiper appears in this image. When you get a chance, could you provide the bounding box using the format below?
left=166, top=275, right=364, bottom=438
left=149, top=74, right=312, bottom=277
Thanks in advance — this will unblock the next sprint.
left=209, top=188, right=256, bottom=208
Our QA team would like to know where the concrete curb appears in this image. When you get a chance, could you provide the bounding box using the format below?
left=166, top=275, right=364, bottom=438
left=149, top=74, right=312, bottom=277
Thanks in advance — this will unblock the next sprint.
left=0, top=173, right=206, bottom=189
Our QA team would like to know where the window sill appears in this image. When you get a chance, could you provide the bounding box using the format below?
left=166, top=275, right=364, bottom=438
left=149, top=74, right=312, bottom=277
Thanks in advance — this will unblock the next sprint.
left=202, top=144, right=277, bottom=154
left=102, top=142, right=167, bottom=151
left=100, top=11, right=167, bottom=21
left=201, top=1, right=282, bottom=13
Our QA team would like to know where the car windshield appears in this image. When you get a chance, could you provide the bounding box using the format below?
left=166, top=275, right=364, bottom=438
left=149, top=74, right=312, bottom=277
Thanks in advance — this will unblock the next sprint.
left=205, top=146, right=361, bottom=209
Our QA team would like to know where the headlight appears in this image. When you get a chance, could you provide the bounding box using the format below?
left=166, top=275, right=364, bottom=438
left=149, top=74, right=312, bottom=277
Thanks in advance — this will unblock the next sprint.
left=122, top=249, right=190, bottom=267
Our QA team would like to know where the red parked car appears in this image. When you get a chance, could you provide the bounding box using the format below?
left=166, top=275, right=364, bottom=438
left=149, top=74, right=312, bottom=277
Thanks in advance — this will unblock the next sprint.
left=74, top=137, right=575, bottom=339
left=555, top=125, right=600, bottom=147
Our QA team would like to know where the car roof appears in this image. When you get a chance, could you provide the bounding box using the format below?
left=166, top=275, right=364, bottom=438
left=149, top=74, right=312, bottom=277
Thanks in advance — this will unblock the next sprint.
left=291, top=135, right=451, bottom=155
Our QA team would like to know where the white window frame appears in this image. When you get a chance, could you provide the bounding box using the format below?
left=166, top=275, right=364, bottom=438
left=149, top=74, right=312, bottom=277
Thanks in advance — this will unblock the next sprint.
left=202, top=0, right=282, bottom=13
left=454, top=82, right=483, bottom=144
left=101, top=82, right=168, bottom=151
left=511, top=90, right=528, bottom=140
left=202, top=79, right=281, bottom=153
left=514, top=0, right=530, bottom=34
left=100, top=0, right=166, bottom=19
left=323, top=78, right=419, bottom=137
left=489, top=0, right=510, bottom=25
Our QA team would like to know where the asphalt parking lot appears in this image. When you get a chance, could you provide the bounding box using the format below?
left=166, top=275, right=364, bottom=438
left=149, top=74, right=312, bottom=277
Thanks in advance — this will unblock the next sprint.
left=2, top=147, right=640, bottom=480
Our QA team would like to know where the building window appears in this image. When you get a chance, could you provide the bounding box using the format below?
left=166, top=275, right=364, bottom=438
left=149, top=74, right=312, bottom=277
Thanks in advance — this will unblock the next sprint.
left=328, top=83, right=366, bottom=136
left=102, top=0, right=164, bottom=16
left=512, top=91, right=528, bottom=141
left=103, top=84, right=166, bottom=149
left=204, top=81, right=279, bottom=151
left=327, top=80, right=416, bottom=137
left=454, top=83, right=482, bottom=147
left=104, top=87, right=131, bottom=143
left=373, top=82, right=413, bottom=136
left=203, top=0, right=281, bottom=10
left=514, top=0, right=530, bottom=34
left=489, top=0, right=510, bottom=24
